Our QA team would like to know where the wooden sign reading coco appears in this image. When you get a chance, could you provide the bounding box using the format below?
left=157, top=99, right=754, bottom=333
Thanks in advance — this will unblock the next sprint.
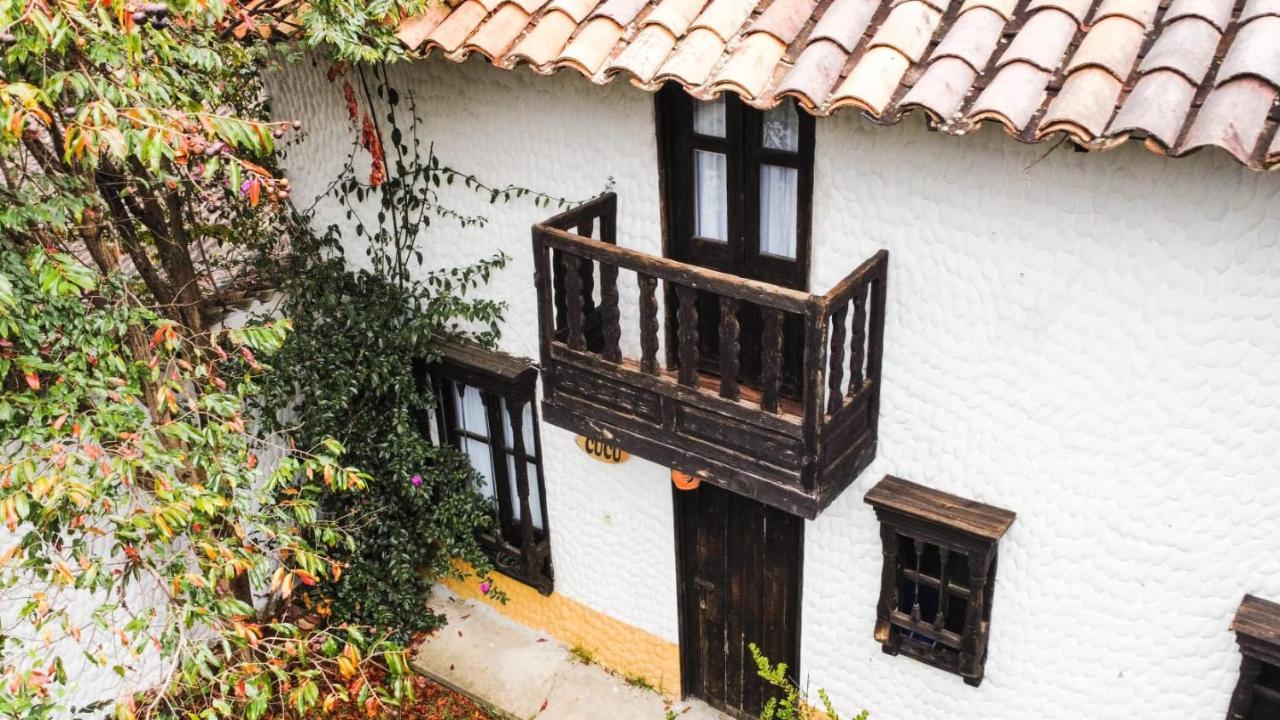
left=576, top=436, right=629, bottom=464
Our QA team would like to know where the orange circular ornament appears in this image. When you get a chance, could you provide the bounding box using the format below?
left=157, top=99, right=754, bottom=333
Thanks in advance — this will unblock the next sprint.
left=671, top=470, right=702, bottom=491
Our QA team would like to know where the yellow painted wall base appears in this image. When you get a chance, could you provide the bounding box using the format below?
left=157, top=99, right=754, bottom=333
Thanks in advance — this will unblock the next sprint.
left=443, top=567, right=682, bottom=698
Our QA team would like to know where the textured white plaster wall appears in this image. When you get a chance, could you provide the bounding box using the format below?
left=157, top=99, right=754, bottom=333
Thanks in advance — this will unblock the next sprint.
left=266, top=55, right=1280, bottom=720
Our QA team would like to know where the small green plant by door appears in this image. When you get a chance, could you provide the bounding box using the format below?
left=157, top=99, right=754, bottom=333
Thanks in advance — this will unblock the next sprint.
left=749, top=643, right=870, bottom=720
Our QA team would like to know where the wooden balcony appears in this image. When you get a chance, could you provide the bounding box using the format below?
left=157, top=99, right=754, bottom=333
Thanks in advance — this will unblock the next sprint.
left=532, top=193, right=888, bottom=519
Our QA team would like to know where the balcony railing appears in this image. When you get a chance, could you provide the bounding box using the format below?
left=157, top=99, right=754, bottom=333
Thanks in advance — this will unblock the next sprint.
left=532, top=193, right=887, bottom=519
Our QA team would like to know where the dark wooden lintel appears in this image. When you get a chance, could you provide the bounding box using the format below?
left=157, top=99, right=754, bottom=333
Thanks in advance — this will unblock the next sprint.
left=864, top=475, right=1016, bottom=544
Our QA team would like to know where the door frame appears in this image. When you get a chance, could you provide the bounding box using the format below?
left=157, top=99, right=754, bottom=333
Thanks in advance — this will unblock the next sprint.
left=672, top=483, right=805, bottom=718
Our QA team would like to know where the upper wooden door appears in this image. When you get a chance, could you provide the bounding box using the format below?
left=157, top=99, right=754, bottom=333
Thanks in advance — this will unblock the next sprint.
left=674, top=482, right=804, bottom=720
left=656, top=87, right=814, bottom=392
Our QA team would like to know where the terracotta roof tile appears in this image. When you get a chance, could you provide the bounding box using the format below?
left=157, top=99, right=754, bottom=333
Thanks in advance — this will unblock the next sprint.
left=1065, top=16, right=1148, bottom=79
left=961, top=0, right=1017, bottom=20
left=830, top=45, right=913, bottom=113
left=1026, top=0, right=1092, bottom=22
left=556, top=16, right=626, bottom=73
left=691, top=0, right=759, bottom=39
left=1109, top=69, right=1198, bottom=148
left=999, top=9, right=1081, bottom=72
left=506, top=9, right=579, bottom=65
left=971, top=60, right=1053, bottom=131
left=870, top=0, right=944, bottom=61
left=546, top=0, right=600, bottom=22
left=1094, top=0, right=1160, bottom=25
left=777, top=38, right=852, bottom=106
left=1138, top=17, right=1223, bottom=84
left=1216, top=16, right=1280, bottom=87
left=348, top=0, right=1280, bottom=170
left=424, top=0, right=490, bottom=53
left=900, top=55, right=980, bottom=119
left=1240, top=0, right=1280, bottom=21
left=654, top=26, right=727, bottom=84
left=510, top=0, right=551, bottom=12
left=750, top=0, right=823, bottom=43
left=609, top=24, right=680, bottom=81
left=713, top=31, right=789, bottom=97
left=463, top=3, right=533, bottom=60
left=931, top=7, right=1007, bottom=71
left=1179, top=77, right=1278, bottom=164
left=591, top=0, right=651, bottom=23
left=1038, top=66, right=1125, bottom=140
left=644, top=0, right=713, bottom=34
left=397, top=3, right=455, bottom=48
left=1163, top=0, right=1234, bottom=31
left=809, top=0, right=881, bottom=49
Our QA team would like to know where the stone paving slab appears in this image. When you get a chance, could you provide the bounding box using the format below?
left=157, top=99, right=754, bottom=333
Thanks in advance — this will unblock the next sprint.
left=413, top=587, right=731, bottom=720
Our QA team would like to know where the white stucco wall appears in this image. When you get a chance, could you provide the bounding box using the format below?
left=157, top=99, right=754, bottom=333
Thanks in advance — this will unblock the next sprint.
left=267, top=55, right=1280, bottom=720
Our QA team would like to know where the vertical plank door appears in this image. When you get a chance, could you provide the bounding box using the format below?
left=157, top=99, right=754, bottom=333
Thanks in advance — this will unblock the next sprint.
left=674, top=482, right=804, bottom=719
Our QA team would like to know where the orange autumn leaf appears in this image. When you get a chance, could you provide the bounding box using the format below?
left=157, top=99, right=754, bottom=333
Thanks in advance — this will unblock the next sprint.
left=23, top=372, right=39, bottom=390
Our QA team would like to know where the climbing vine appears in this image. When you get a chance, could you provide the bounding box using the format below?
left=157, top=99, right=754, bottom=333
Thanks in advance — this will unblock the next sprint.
left=256, top=61, right=604, bottom=637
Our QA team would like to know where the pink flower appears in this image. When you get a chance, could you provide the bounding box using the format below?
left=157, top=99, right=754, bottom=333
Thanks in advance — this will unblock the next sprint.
left=480, top=581, right=491, bottom=595
left=411, top=474, right=422, bottom=487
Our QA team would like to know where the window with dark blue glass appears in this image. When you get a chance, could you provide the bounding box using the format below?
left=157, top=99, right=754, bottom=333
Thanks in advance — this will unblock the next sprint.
left=865, top=476, right=1015, bottom=687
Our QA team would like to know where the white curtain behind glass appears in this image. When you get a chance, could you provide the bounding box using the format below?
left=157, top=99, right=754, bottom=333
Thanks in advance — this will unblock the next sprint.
left=759, top=165, right=798, bottom=259
left=694, top=150, right=727, bottom=241
left=453, top=384, right=496, bottom=502
left=501, top=402, right=544, bottom=530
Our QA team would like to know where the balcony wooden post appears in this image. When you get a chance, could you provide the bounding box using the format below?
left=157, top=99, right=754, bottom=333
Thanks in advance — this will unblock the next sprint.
left=563, top=253, right=586, bottom=351
left=760, top=307, right=784, bottom=413
left=827, top=303, right=847, bottom=414
left=601, top=262, right=621, bottom=362
left=718, top=297, right=740, bottom=401
left=638, top=273, right=659, bottom=375
left=676, top=284, right=699, bottom=388
left=532, top=228, right=556, bottom=390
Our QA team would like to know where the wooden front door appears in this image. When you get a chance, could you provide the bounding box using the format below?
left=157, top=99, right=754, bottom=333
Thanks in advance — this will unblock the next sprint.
left=656, top=87, right=814, bottom=393
left=674, top=482, right=804, bottom=719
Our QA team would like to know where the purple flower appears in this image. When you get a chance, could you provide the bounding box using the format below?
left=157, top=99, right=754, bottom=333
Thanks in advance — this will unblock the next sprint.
left=410, top=474, right=423, bottom=487
left=480, top=581, right=491, bottom=595
left=240, top=179, right=253, bottom=197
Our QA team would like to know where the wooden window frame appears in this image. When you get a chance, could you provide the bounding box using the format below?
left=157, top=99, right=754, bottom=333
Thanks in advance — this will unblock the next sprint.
left=424, top=340, right=554, bottom=595
left=655, top=87, right=815, bottom=290
left=1228, top=595, right=1280, bottom=719
left=864, top=475, right=1016, bottom=687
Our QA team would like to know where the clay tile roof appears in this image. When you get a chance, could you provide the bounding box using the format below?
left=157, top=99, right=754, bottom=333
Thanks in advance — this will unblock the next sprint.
left=247, top=0, right=1280, bottom=170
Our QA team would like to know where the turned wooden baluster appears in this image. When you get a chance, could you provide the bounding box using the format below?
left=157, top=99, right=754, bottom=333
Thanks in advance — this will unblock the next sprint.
left=760, top=307, right=784, bottom=413
left=910, top=538, right=926, bottom=624
left=600, top=262, right=621, bottom=362
left=563, top=254, right=586, bottom=351
left=506, top=397, right=536, bottom=575
left=827, top=302, right=847, bottom=414
left=718, top=297, right=740, bottom=401
left=934, top=547, right=951, bottom=632
left=676, top=285, right=699, bottom=387
left=576, top=218, right=596, bottom=314
left=638, top=274, right=659, bottom=375
left=850, top=283, right=868, bottom=393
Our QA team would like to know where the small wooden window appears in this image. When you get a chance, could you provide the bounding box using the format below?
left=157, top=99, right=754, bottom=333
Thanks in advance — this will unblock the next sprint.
left=864, top=476, right=1016, bottom=687
left=1228, top=595, right=1280, bottom=719
left=425, top=340, right=553, bottom=594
